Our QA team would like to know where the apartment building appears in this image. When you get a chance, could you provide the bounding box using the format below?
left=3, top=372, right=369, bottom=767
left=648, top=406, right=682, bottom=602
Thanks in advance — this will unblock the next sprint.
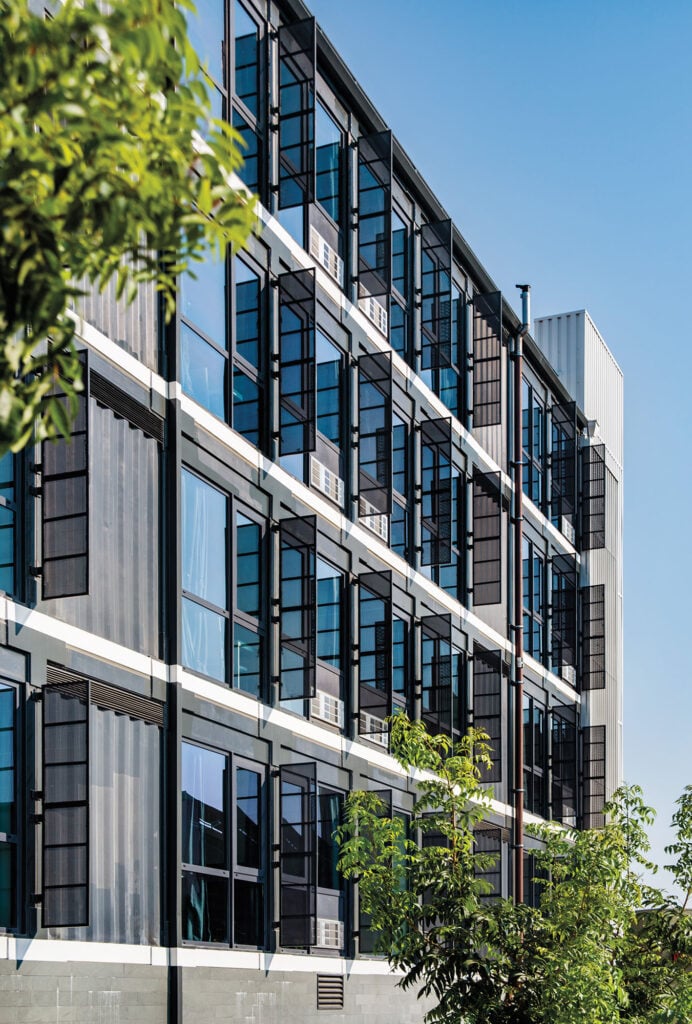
left=0, top=0, right=623, bottom=1020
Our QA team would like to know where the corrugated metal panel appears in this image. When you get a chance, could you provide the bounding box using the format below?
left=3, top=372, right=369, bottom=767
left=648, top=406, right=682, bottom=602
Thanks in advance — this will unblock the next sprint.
left=583, top=312, right=624, bottom=471
left=45, top=705, right=162, bottom=944
left=533, top=312, right=585, bottom=409
left=41, top=399, right=160, bottom=657
left=70, top=266, right=158, bottom=372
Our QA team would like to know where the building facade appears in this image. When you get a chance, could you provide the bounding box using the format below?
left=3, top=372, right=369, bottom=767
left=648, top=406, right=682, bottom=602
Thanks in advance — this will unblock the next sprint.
left=0, top=0, right=623, bottom=1020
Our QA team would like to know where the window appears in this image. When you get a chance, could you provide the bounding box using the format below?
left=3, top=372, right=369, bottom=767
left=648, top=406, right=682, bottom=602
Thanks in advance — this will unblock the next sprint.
left=552, top=707, right=577, bottom=826
left=0, top=455, right=16, bottom=596
left=358, top=353, right=392, bottom=521
left=279, top=516, right=316, bottom=704
left=182, top=470, right=266, bottom=692
left=421, top=615, right=464, bottom=744
left=391, top=412, right=408, bottom=559
left=522, top=378, right=545, bottom=508
left=315, top=102, right=341, bottom=226
left=523, top=695, right=547, bottom=817
left=551, top=554, right=577, bottom=680
left=522, top=537, right=545, bottom=663
left=357, top=131, right=392, bottom=301
left=316, top=559, right=342, bottom=674
left=180, top=254, right=265, bottom=448
left=182, top=470, right=228, bottom=683
left=0, top=683, right=15, bottom=929
left=185, top=0, right=225, bottom=121
left=233, top=511, right=265, bottom=697
left=279, top=764, right=345, bottom=951
left=316, top=332, right=343, bottom=449
left=182, top=742, right=265, bottom=946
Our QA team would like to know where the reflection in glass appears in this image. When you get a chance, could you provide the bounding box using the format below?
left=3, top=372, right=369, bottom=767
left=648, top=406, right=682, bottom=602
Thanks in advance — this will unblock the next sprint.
left=180, top=249, right=226, bottom=349
left=316, top=332, right=341, bottom=446
left=233, top=110, right=259, bottom=193
left=234, top=1, right=259, bottom=117
left=317, top=559, right=341, bottom=670
left=181, top=324, right=226, bottom=420
left=182, top=743, right=227, bottom=869
left=316, top=102, right=341, bottom=223
left=234, top=878, right=263, bottom=945
left=236, top=768, right=260, bottom=868
left=317, top=791, right=343, bottom=891
left=0, top=688, right=14, bottom=836
left=182, top=871, right=228, bottom=943
left=182, top=471, right=227, bottom=609
left=233, top=622, right=261, bottom=696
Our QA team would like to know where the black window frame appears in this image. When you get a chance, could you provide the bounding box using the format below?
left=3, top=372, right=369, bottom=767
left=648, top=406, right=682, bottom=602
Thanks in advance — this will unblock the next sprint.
left=522, top=536, right=546, bottom=664
left=522, top=376, right=546, bottom=511
left=181, top=739, right=267, bottom=949
left=523, top=693, right=547, bottom=818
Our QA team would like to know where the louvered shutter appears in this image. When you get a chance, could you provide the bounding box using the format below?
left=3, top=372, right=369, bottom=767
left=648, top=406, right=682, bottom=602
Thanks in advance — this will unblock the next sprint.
left=550, top=400, right=576, bottom=528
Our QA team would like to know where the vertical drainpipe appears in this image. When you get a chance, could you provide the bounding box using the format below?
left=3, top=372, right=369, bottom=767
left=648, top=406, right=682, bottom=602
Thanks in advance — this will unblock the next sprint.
left=513, top=284, right=530, bottom=905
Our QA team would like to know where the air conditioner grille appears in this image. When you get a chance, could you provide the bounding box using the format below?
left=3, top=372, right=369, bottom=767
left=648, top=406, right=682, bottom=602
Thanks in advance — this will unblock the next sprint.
left=359, top=497, right=389, bottom=542
left=359, top=711, right=389, bottom=747
left=358, top=291, right=388, bottom=337
left=310, top=457, right=345, bottom=507
left=311, top=691, right=344, bottom=728
left=309, top=227, right=344, bottom=286
left=316, top=918, right=344, bottom=949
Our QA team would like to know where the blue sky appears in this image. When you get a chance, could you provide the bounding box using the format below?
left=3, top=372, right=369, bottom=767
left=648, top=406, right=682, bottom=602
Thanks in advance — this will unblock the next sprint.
left=307, top=0, right=692, bottom=890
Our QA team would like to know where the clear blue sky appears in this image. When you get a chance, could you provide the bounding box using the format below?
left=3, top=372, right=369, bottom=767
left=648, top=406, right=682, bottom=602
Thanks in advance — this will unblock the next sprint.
left=307, top=0, right=692, bottom=891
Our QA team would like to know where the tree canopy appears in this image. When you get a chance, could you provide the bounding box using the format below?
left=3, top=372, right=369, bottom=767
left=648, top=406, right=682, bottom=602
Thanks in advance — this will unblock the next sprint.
left=0, top=0, right=256, bottom=453
left=337, top=715, right=692, bottom=1024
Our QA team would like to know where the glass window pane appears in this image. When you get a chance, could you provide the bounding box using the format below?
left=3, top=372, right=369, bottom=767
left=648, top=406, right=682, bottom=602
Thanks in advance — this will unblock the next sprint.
left=235, top=513, right=261, bottom=617
left=181, top=324, right=227, bottom=420
left=317, top=791, right=343, bottom=891
left=0, top=688, right=14, bottom=835
left=232, top=368, right=261, bottom=447
left=233, top=110, right=259, bottom=193
left=236, top=768, right=260, bottom=868
left=182, top=598, right=226, bottom=682
left=180, top=249, right=226, bottom=349
left=0, top=843, right=14, bottom=928
left=182, top=470, right=227, bottom=609
left=235, top=258, right=260, bottom=370
left=186, top=0, right=225, bottom=88
left=234, top=878, right=263, bottom=945
left=316, top=102, right=341, bottom=223
left=182, top=742, right=227, bottom=870
left=182, top=870, right=228, bottom=943
left=234, top=1, right=259, bottom=116
left=233, top=622, right=261, bottom=696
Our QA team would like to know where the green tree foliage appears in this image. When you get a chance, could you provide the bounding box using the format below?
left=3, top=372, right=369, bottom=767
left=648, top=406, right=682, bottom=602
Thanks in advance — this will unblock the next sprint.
left=0, top=0, right=256, bottom=452
left=337, top=714, right=692, bottom=1024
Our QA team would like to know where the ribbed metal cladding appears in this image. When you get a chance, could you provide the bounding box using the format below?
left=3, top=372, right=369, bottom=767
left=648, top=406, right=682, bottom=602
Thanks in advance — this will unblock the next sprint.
left=90, top=369, right=164, bottom=444
left=316, top=974, right=344, bottom=1010
left=46, top=666, right=164, bottom=725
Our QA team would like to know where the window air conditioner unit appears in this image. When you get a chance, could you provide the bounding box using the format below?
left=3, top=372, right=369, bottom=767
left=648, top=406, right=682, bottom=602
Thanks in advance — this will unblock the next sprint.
left=560, top=516, right=576, bottom=545
left=358, top=290, right=388, bottom=337
left=316, top=918, right=344, bottom=949
left=310, top=691, right=344, bottom=728
left=310, top=456, right=345, bottom=507
left=359, top=711, right=389, bottom=748
left=309, top=227, right=344, bottom=287
left=359, top=497, right=389, bottom=542
left=561, top=663, right=576, bottom=687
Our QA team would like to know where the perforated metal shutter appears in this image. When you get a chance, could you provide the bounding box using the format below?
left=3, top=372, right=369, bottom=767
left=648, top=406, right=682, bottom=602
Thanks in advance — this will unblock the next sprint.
left=420, top=417, right=453, bottom=567
left=357, top=130, right=392, bottom=298
left=552, top=554, right=578, bottom=673
left=473, top=645, right=502, bottom=782
left=421, top=219, right=452, bottom=369
left=473, top=470, right=502, bottom=606
left=582, top=725, right=606, bottom=828
left=41, top=353, right=89, bottom=599
left=581, top=444, right=606, bottom=550
left=42, top=680, right=90, bottom=926
left=279, top=516, right=316, bottom=701
left=280, top=762, right=317, bottom=947
left=581, top=584, right=606, bottom=691
left=550, top=400, right=577, bottom=525
left=278, top=17, right=315, bottom=210
left=358, top=352, right=392, bottom=515
left=474, top=825, right=503, bottom=899
left=472, top=291, right=502, bottom=428
left=551, top=706, right=577, bottom=827
left=279, top=269, right=316, bottom=457
left=358, top=572, right=392, bottom=738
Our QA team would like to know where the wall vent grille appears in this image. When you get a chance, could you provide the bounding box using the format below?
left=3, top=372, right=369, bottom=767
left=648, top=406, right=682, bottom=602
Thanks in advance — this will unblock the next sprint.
left=90, top=370, right=164, bottom=444
left=560, top=516, right=576, bottom=545
left=45, top=665, right=164, bottom=725
left=317, top=974, right=344, bottom=1010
